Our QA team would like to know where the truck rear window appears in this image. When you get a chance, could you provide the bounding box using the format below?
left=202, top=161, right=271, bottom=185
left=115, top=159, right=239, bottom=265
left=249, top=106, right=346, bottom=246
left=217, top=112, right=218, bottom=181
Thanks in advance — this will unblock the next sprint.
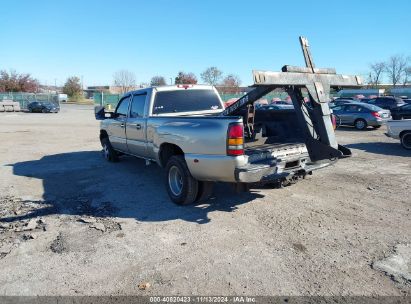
left=153, top=90, right=222, bottom=114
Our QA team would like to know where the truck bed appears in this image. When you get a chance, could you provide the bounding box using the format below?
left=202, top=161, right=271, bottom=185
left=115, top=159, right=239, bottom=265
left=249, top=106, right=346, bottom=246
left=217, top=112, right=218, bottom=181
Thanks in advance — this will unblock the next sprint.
left=245, top=141, right=307, bottom=164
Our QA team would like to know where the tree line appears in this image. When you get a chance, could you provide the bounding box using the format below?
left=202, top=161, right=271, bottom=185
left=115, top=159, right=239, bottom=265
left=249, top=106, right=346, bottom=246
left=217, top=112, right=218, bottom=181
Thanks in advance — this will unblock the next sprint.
left=0, top=67, right=243, bottom=98
left=0, top=70, right=39, bottom=93
left=368, top=55, right=411, bottom=88
left=151, top=67, right=241, bottom=90
left=61, top=68, right=243, bottom=98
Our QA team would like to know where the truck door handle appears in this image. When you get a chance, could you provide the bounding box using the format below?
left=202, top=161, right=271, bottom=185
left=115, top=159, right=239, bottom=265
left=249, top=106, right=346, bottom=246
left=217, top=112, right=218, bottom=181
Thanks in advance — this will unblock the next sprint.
left=120, top=123, right=125, bottom=128
left=136, top=124, right=142, bottom=130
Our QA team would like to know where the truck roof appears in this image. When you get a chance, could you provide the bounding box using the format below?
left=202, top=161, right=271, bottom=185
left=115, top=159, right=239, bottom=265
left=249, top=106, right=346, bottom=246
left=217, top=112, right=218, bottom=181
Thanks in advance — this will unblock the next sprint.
left=127, top=84, right=215, bottom=96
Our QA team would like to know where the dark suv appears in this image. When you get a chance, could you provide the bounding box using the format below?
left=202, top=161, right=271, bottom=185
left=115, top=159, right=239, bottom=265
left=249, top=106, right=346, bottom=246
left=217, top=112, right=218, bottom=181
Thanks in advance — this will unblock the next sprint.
left=367, top=97, right=405, bottom=110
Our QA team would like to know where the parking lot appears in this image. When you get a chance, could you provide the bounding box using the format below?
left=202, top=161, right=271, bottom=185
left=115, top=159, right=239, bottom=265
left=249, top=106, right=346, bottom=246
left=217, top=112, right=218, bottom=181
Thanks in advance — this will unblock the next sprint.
left=0, top=104, right=410, bottom=296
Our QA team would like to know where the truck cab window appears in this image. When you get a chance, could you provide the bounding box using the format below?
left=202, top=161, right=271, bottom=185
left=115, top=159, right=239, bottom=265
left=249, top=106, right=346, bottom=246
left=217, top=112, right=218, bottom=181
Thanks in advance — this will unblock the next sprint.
left=116, top=96, right=130, bottom=117
left=130, top=94, right=147, bottom=118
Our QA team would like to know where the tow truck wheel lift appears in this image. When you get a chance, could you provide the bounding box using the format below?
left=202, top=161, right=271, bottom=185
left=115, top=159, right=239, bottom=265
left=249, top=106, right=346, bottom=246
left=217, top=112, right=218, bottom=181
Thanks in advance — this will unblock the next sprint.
left=222, top=36, right=362, bottom=162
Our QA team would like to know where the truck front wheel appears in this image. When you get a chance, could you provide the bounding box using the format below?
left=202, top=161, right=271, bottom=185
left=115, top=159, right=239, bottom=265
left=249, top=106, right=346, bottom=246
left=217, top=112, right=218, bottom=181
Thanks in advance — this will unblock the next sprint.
left=165, top=155, right=199, bottom=205
left=101, top=137, right=119, bottom=162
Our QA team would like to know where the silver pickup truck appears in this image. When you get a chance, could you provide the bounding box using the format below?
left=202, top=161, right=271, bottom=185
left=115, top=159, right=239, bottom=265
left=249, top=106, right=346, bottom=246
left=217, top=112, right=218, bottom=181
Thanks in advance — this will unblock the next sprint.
left=95, top=85, right=339, bottom=205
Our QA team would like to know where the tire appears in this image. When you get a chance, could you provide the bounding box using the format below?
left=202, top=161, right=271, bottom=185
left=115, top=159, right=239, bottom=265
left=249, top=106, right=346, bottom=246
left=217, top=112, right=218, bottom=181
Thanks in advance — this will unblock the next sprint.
left=354, top=119, right=367, bottom=130
left=42, top=109, right=47, bottom=113
left=400, top=132, right=411, bottom=150
left=165, top=155, right=199, bottom=205
left=101, top=137, right=119, bottom=162
left=333, top=114, right=342, bottom=129
left=196, top=181, right=214, bottom=203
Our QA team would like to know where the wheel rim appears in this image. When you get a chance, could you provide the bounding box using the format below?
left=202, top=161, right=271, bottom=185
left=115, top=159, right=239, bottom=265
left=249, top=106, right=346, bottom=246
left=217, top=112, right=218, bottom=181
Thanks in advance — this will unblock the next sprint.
left=103, top=144, right=110, bottom=160
left=168, top=165, right=183, bottom=196
left=403, top=134, right=411, bottom=149
left=356, top=120, right=365, bottom=129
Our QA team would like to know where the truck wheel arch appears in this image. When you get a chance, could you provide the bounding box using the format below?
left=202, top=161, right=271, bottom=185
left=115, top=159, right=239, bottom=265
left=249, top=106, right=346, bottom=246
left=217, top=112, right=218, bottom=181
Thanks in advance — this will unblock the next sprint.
left=100, top=130, right=108, bottom=141
left=159, top=143, right=184, bottom=167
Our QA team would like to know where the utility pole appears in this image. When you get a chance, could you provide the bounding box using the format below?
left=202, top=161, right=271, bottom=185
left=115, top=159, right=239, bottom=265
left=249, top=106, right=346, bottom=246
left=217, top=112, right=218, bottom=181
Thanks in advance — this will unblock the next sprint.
left=170, top=77, right=173, bottom=85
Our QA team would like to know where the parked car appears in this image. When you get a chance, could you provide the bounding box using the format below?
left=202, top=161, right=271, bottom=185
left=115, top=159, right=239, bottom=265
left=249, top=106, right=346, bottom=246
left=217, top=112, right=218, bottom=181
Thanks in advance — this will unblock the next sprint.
left=259, top=104, right=294, bottom=110
left=366, top=96, right=405, bottom=110
left=271, top=100, right=292, bottom=105
left=386, top=119, right=411, bottom=149
left=27, top=101, right=59, bottom=113
left=57, top=93, right=68, bottom=103
left=402, top=99, right=411, bottom=104
left=390, top=104, right=411, bottom=120
left=330, top=99, right=356, bottom=107
left=331, top=103, right=391, bottom=130
left=359, top=98, right=372, bottom=104
left=334, top=97, right=356, bottom=101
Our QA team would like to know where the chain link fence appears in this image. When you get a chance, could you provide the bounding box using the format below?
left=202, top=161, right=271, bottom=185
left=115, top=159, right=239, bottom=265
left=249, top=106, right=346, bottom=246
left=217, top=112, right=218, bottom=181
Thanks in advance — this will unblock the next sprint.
left=93, top=92, right=122, bottom=110
left=0, top=92, right=60, bottom=110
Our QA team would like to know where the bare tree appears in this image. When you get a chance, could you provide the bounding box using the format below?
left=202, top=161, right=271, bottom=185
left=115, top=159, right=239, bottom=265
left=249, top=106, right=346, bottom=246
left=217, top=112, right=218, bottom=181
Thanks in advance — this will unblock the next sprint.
left=368, top=62, right=385, bottom=88
left=221, top=74, right=242, bottom=94
left=404, top=66, right=411, bottom=86
left=385, top=55, right=408, bottom=87
left=150, top=76, right=167, bottom=86
left=113, top=70, right=136, bottom=93
left=200, top=67, right=223, bottom=85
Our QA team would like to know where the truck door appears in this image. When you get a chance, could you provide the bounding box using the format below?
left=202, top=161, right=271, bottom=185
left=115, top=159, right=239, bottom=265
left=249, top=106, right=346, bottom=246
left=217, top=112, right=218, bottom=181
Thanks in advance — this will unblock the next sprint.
left=108, top=95, right=130, bottom=152
left=126, top=93, right=148, bottom=157
left=343, top=104, right=361, bottom=124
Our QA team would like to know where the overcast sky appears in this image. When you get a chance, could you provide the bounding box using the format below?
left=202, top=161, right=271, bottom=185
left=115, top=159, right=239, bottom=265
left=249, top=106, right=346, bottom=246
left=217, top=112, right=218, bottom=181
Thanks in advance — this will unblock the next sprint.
left=1, top=0, right=410, bottom=87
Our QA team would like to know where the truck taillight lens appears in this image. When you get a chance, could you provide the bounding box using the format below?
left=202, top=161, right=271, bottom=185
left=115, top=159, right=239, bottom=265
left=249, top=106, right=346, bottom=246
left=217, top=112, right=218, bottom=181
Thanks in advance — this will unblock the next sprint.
left=227, top=123, right=244, bottom=156
left=331, top=114, right=337, bottom=130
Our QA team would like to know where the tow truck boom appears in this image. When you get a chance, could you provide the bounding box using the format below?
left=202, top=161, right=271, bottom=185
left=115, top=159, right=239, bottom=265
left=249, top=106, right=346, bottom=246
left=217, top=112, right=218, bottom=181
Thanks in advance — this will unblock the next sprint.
left=221, top=36, right=363, bottom=162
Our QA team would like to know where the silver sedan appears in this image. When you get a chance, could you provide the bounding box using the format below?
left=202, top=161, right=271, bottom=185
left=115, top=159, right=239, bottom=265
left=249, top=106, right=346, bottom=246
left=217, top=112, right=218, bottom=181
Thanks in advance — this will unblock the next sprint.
left=331, top=102, right=391, bottom=130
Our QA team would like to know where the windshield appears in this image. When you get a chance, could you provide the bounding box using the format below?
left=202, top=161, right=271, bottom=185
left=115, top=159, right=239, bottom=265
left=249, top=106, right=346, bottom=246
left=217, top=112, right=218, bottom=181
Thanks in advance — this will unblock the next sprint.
left=362, top=104, right=382, bottom=111
left=153, top=89, right=222, bottom=114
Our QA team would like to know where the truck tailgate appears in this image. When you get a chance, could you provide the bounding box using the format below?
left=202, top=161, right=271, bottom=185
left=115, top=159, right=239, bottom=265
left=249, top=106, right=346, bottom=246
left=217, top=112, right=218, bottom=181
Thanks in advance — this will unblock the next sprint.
left=245, top=142, right=307, bottom=164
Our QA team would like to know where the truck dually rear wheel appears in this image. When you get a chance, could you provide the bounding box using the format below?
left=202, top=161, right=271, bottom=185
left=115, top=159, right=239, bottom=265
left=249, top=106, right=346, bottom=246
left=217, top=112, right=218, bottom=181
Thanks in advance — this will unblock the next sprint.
left=165, top=155, right=199, bottom=205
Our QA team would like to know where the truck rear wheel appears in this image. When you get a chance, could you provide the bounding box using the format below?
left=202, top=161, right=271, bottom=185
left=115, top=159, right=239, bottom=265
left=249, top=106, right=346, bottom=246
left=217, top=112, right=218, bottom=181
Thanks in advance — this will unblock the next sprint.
left=165, top=155, right=199, bottom=205
left=196, top=181, right=214, bottom=203
left=101, top=137, right=119, bottom=162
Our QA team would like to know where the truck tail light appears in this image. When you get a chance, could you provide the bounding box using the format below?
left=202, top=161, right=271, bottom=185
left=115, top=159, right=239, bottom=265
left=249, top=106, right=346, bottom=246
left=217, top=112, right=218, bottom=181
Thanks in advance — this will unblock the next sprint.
left=331, top=114, right=337, bottom=130
left=371, top=111, right=381, bottom=118
left=227, top=123, right=244, bottom=156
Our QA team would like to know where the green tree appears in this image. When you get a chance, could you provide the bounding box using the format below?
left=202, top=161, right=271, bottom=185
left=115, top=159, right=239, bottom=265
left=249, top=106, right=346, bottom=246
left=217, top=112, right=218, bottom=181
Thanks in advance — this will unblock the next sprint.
left=63, top=76, right=82, bottom=98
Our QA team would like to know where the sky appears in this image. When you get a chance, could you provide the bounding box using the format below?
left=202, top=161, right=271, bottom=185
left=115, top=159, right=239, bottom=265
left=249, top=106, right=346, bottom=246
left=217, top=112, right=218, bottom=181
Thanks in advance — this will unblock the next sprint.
left=1, top=0, right=410, bottom=87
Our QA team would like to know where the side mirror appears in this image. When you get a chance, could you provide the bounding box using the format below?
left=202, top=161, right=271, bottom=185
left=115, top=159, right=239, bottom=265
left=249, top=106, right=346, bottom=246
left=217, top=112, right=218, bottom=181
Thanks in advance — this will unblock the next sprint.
left=95, top=106, right=115, bottom=120
left=95, top=106, right=105, bottom=120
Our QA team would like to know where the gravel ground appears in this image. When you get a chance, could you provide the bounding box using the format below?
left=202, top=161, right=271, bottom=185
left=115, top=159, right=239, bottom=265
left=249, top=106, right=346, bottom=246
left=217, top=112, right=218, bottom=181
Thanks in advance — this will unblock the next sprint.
left=0, top=104, right=410, bottom=296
